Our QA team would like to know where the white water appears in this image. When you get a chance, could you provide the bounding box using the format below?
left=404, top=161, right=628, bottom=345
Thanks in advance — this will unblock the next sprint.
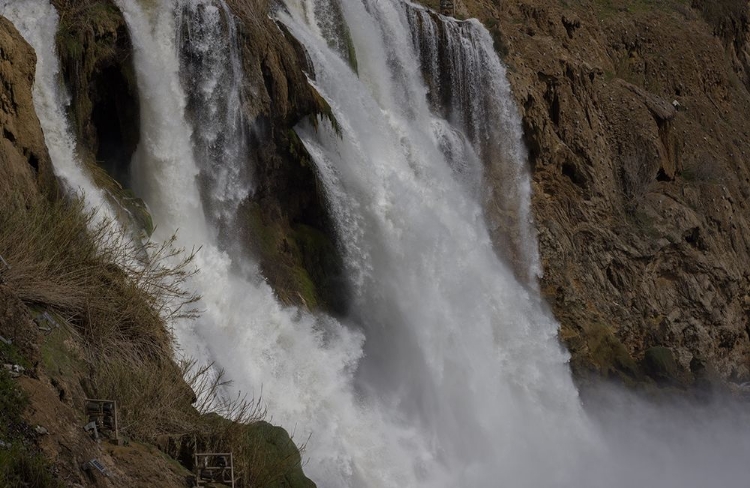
left=0, top=0, right=115, bottom=220
left=121, top=0, right=594, bottom=485
left=280, top=0, right=592, bottom=485
left=7, top=0, right=750, bottom=486
left=178, top=0, right=250, bottom=223
left=113, top=2, right=426, bottom=485
left=406, top=5, right=540, bottom=284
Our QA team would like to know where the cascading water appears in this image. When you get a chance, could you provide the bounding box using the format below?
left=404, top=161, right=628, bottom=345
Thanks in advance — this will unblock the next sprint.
left=178, top=0, right=250, bottom=224
left=406, top=6, right=540, bottom=285
left=8, top=0, right=750, bottom=486
left=113, top=1, right=429, bottom=485
left=0, top=0, right=115, bottom=221
left=280, top=0, right=593, bottom=485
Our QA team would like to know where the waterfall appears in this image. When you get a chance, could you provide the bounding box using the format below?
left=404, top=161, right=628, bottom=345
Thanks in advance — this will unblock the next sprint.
left=113, top=1, right=428, bottom=486
left=279, top=0, right=592, bottom=485
left=178, top=0, right=250, bottom=224
left=7, top=0, right=750, bottom=487
left=406, top=6, right=540, bottom=284
left=0, top=0, right=115, bottom=221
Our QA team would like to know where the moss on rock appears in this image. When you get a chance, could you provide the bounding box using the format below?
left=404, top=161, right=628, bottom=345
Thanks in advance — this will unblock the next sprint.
left=241, top=421, right=317, bottom=488
left=563, top=322, right=641, bottom=385
left=642, top=346, right=680, bottom=384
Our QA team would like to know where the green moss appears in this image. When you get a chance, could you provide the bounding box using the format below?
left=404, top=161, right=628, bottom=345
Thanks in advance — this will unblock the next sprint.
left=241, top=422, right=316, bottom=488
left=85, top=161, right=154, bottom=236
left=243, top=203, right=323, bottom=309
left=642, top=346, right=679, bottom=383
left=0, top=446, right=64, bottom=488
left=306, top=88, right=341, bottom=137
left=286, top=129, right=313, bottom=167
left=40, top=324, right=85, bottom=382
left=0, top=369, right=26, bottom=440
left=0, top=340, right=30, bottom=372
left=564, top=322, right=640, bottom=382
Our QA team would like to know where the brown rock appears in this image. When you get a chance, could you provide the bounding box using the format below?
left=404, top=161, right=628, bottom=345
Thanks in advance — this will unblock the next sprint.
left=441, top=0, right=750, bottom=387
left=0, top=16, right=55, bottom=200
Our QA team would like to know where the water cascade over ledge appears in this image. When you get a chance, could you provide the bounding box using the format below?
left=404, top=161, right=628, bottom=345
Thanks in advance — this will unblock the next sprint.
left=0, top=0, right=116, bottom=221
left=4, top=0, right=750, bottom=487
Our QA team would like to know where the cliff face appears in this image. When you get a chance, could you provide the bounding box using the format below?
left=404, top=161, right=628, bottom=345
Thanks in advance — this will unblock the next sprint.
left=435, top=0, right=750, bottom=387
left=225, top=0, right=348, bottom=314
left=0, top=17, right=55, bottom=200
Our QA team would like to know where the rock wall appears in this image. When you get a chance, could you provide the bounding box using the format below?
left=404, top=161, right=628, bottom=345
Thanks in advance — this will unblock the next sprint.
left=52, top=0, right=140, bottom=187
left=0, top=17, right=55, bottom=200
left=431, top=0, right=750, bottom=388
left=226, top=0, right=347, bottom=314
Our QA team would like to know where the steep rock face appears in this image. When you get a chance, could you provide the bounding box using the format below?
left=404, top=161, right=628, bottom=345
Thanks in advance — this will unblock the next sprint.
left=52, top=0, right=140, bottom=187
left=0, top=17, right=55, bottom=200
left=227, top=0, right=347, bottom=313
left=52, top=0, right=343, bottom=312
left=431, top=0, right=750, bottom=387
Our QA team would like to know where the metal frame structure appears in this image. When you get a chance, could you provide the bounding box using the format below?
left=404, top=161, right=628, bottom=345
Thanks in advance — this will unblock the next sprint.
left=194, top=452, right=235, bottom=487
left=84, top=399, right=119, bottom=443
left=34, top=311, right=61, bottom=334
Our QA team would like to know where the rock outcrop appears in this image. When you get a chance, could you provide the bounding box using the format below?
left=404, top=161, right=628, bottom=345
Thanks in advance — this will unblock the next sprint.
left=429, top=0, right=750, bottom=388
left=0, top=17, right=55, bottom=200
left=52, top=0, right=140, bottom=187
left=226, top=0, right=347, bottom=313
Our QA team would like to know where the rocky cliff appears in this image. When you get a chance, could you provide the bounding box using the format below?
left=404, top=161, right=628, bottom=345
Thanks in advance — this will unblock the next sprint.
left=0, top=16, right=55, bottom=201
left=54, top=0, right=750, bottom=391
left=424, top=0, right=750, bottom=389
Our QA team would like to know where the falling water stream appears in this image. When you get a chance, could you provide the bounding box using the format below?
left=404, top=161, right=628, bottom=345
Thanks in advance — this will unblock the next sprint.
left=4, top=0, right=750, bottom=486
left=0, top=0, right=116, bottom=221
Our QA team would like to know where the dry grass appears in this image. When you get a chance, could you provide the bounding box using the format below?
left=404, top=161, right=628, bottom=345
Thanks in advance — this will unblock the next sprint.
left=0, top=177, right=309, bottom=485
left=0, top=190, right=198, bottom=363
left=0, top=188, right=203, bottom=436
left=180, top=361, right=311, bottom=487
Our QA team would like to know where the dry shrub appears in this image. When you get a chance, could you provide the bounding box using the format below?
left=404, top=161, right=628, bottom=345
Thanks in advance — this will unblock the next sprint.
left=0, top=189, right=204, bottom=433
left=0, top=185, right=308, bottom=485
left=91, top=357, right=201, bottom=438
left=0, top=191, right=198, bottom=361
left=180, top=361, right=311, bottom=487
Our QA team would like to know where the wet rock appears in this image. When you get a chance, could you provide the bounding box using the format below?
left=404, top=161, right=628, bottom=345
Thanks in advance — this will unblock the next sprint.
left=0, top=17, right=55, bottom=199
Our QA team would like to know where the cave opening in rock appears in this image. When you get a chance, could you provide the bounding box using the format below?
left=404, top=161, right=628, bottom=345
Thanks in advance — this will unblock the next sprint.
left=91, top=65, right=139, bottom=189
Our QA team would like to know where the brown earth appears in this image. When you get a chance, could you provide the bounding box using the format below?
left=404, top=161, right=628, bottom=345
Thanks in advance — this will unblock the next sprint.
left=423, top=0, right=750, bottom=388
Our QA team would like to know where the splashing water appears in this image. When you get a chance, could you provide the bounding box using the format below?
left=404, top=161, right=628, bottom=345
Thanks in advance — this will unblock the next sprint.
left=280, top=0, right=592, bottom=485
left=113, top=1, right=434, bottom=485
left=178, top=0, right=250, bottom=223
